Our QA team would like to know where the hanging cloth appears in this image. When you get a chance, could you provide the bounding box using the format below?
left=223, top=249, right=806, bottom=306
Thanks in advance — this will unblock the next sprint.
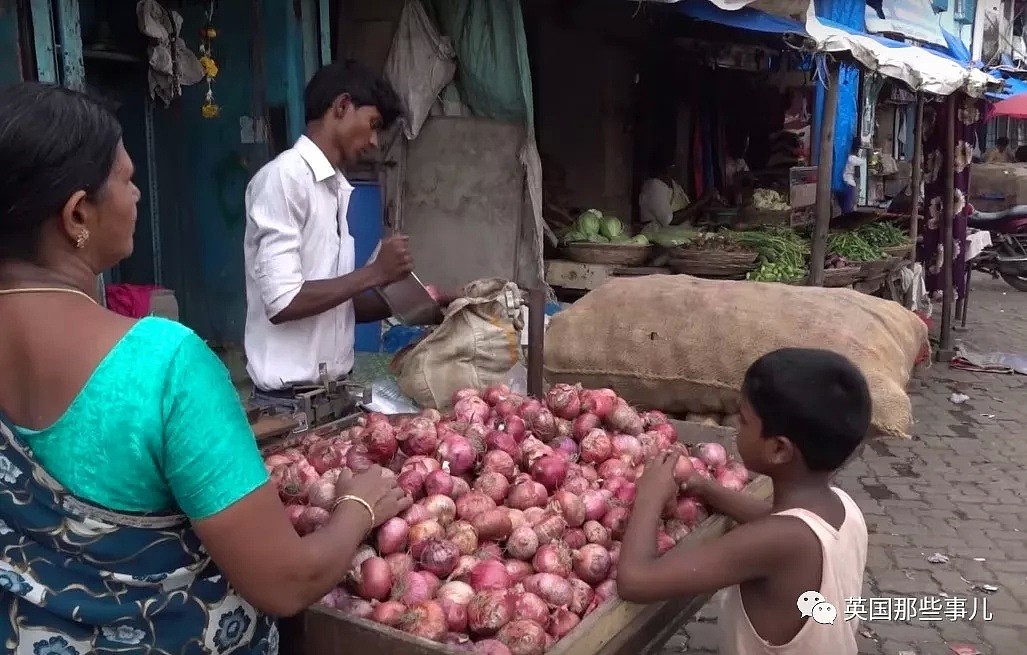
left=136, top=0, right=204, bottom=107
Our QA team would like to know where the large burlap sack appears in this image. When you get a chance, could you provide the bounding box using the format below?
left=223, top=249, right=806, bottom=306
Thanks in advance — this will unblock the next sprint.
left=392, top=279, right=523, bottom=410
left=543, top=275, right=929, bottom=438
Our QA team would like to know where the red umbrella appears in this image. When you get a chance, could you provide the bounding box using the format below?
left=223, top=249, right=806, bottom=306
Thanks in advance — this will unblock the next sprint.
left=990, top=94, right=1027, bottom=119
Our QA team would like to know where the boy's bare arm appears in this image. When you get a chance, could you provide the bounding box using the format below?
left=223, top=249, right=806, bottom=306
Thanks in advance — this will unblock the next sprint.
left=689, top=476, right=772, bottom=524
left=617, top=452, right=792, bottom=603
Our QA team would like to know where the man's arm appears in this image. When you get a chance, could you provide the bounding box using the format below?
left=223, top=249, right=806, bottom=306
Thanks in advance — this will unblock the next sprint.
left=247, top=170, right=389, bottom=325
left=354, top=291, right=392, bottom=323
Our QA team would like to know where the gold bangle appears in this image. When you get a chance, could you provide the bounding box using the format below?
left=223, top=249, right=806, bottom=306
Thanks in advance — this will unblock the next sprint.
left=332, top=495, right=375, bottom=529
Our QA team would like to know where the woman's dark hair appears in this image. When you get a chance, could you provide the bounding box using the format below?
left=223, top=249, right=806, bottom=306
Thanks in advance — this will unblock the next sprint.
left=742, top=348, right=871, bottom=471
left=304, top=59, right=403, bottom=126
left=0, top=82, right=122, bottom=261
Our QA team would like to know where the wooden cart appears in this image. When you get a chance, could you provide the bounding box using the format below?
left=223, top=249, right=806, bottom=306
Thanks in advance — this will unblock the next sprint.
left=279, top=420, right=773, bottom=655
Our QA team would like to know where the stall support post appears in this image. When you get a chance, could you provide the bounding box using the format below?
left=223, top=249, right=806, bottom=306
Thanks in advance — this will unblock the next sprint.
left=938, top=94, right=957, bottom=362
left=908, top=94, right=925, bottom=261
left=527, top=288, right=546, bottom=398
left=810, top=61, right=840, bottom=287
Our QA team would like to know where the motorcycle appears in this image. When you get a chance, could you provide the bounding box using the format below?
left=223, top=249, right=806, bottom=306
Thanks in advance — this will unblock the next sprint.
left=966, top=205, right=1027, bottom=292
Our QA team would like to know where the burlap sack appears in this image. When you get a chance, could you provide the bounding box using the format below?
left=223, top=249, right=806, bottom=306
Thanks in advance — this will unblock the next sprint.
left=543, top=275, right=929, bottom=438
left=392, top=279, right=523, bottom=410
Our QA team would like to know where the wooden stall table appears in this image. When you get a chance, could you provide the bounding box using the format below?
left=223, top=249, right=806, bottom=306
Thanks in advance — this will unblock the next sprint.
left=279, top=420, right=770, bottom=655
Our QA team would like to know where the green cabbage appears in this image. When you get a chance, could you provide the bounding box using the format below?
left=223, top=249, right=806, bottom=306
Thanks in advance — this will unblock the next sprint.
left=562, top=230, right=586, bottom=243
left=628, top=235, right=650, bottom=245
left=576, top=209, right=603, bottom=236
left=599, top=216, right=624, bottom=240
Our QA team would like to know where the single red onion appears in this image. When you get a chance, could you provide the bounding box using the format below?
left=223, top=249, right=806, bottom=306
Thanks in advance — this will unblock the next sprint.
left=371, top=600, right=406, bottom=626
left=601, top=507, right=630, bottom=539
left=456, top=492, right=497, bottom=522
left=532, top=542, right=572, bottom=577
left=474, top=472, right=511, bottom=504
left=497, top=620, right=547, bottom=655
left=472, top=508, right=514, bottom=542
left=397, top=600, right=448, bottom=642
left=482, top=450, right=518, bottom=480
left=548, top=490, right=586, bottom=528
left=579, top=388, right=617, bottom=420
left=468, top=589, right=514, bottom=637
left=470, top=560, right=512, bottom=592
left=523, top=573, right=573, bottom=607
left=530, top=456, right=569, bottom=493
left=583, top=520, right=611, bottom=547
left=696, top=442, right=729, bottom=469
left=549, top=607, right=580, bottom=639
left=506, top=525, right=540, bottom=560
left=568, top=578, right=594, bottom=616
left=437, top=435, right=478, bottom=475
left=564, top=528, right=586, bottom=550
left=424, top=470, right=456, bottom=497
left=507, top=481, right=548, bottom=510
left=376, top=517, right=409, bottom=555
left=504, top=559, right=534, bottom=585
left=446, top=520, right=480, bottom=556
left=580, top=490, right=610, bottom=522
left=579, top=429, right=613, bottom=465
left=607, top=401, right=644, bottom=436
left=512, top=591, right=549, bottom=624
left=572, top=413, right=602, bottom=441
left=357, top=557, right=394, bottom=601
left=419, top=539, right=461, bottom=578
left=391, top=570, right=433, bottom=606
left=533, top=514, right=568, bottom=546
left=573, top=544, right=611, bottom=584
left=386, top=552, right=415, bottom=580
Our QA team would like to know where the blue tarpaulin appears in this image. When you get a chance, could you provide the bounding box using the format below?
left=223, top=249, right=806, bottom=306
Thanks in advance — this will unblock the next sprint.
left=674, top=1, right=807, bottom=36
left=982, top=69, right=1027, bottom=101
left=811, top=0, right=863, bottom=195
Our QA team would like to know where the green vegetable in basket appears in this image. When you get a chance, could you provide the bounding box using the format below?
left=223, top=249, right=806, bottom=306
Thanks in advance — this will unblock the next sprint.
left=644, top=225, right=699, bottom=248
left=855, top=222, right=908, bottom=248
left=599, top=216, right=625, bottom=240
left=588, top=234, right=610, bottom=243
left=828, top=232, right=885, bottom=262
left=576, top=209, right=603, bottom=237
left=628, top=234, right=650, bottom=246
left=562, top=230, right=586, bottom=244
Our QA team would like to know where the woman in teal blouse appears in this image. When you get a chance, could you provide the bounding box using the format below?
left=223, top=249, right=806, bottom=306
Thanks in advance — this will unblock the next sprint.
left=0, top=82, right=410, bottom=654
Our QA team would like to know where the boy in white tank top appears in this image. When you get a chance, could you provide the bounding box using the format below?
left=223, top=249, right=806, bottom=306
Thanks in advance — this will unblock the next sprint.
left=618, top=348, right=870, bottom=655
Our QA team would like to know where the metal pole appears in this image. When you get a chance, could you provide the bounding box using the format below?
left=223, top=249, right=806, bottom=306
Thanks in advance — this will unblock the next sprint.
left=526, top=288, right=545, bottom=398
left=810, top=59, right=840, bottom=287
left=908, top=95, right=925, bottom=262
left=939, top=94, right=957, bottom=360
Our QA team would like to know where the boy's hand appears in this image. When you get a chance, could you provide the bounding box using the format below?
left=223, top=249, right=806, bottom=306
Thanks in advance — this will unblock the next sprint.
left=637, top=452, right=679, bottom=508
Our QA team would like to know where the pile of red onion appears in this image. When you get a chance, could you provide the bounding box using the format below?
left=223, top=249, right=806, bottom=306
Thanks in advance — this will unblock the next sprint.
left=264, top=383, right=751, bottom=654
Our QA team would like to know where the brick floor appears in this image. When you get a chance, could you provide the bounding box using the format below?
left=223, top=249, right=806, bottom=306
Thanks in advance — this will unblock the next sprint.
left=661, top=277, right=1027, bottom=655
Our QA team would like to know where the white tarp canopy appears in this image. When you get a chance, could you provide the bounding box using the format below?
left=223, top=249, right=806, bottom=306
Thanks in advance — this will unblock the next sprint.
left=678, top=0, right=1000, bottom=97
left=801, top=4, right=998, bottom=98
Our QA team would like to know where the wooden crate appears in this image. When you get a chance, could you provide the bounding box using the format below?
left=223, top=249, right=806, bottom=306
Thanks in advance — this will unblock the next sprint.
left=280, top=421, right=771, bottom=655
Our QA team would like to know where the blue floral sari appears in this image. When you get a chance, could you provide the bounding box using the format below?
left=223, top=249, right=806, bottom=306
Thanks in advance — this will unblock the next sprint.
left=0, top=414, right=278, bottom=655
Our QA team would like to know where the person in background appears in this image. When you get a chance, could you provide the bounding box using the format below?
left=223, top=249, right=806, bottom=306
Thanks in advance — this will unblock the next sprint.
left=724, top=135, right=751, bottom=188
left=1015, top=145, right=1027, bottom=163
left=837, top=138, right=862, bottom=214
left=618, top=348, right=870, bottom=655
left=244, top=60, right=407, bottom=396
left=244, top=60, right=455, bottom=402
left=0, top=81, right=411, bottom=652
left=985, top=137, right=1015, bottom=164
left=639, top=161, right=719, bottom=231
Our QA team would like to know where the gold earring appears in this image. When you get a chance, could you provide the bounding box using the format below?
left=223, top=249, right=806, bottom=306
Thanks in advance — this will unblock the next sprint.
left=74, top=231, right=89, bottom=249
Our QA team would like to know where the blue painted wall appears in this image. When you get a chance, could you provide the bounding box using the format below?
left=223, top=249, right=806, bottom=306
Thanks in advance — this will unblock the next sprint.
left=0, top=0, right=22, bottom=86
left=151, top=0, right=314, bottom=345
left=351, top=182, right=384, bottom=353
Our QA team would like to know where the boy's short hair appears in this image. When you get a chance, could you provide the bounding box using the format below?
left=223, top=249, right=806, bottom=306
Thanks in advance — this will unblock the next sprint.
left=742, top=348, right=871, bottom=471
left=304, top=59, right=403, bottom=127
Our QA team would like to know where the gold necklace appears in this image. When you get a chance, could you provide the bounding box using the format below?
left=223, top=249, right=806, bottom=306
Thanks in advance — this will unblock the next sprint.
left=0, top=287, right=98, bottom=305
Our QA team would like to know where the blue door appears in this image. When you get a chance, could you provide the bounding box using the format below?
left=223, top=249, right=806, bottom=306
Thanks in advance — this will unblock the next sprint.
left=350, top=181, right=384, bottom=352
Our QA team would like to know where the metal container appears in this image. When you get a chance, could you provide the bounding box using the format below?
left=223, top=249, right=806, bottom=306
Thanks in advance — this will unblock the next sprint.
left=367, top=240, right=443, bottom=326
left=374, top=272, right=443, bottom=325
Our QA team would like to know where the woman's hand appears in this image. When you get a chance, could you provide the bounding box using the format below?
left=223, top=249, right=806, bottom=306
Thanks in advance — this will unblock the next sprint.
left=334, top=465, right=411, bottom=528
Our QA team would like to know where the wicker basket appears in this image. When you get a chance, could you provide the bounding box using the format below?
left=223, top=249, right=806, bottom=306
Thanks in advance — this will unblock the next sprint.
left=882, top=243, right=914, bottom=258
left=822, top=265, right=865, bottom=288
left=667, top=249, right=758, bottom=278
left=857, top=258, right=897, bottom=279
left=561, top=243, right=654, bottom=266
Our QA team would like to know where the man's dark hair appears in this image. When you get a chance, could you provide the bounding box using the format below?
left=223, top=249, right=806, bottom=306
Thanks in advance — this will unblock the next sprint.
left=0, top=82, right=122, bottom=262
left=997, top=136, right=1010, bottom=148
left=304, top=59, right=403, bottom=127
left=742, top=348, right=871, bottom=471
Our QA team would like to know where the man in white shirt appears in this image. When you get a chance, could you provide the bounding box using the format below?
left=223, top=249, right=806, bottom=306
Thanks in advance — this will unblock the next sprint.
left=243, top=60, right=413, bottom=393
left=638, top=161, right=718, bottom=231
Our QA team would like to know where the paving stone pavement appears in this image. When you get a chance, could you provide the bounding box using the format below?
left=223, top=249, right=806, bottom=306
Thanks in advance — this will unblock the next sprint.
left=661, top=277, right=1027, bottom=655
